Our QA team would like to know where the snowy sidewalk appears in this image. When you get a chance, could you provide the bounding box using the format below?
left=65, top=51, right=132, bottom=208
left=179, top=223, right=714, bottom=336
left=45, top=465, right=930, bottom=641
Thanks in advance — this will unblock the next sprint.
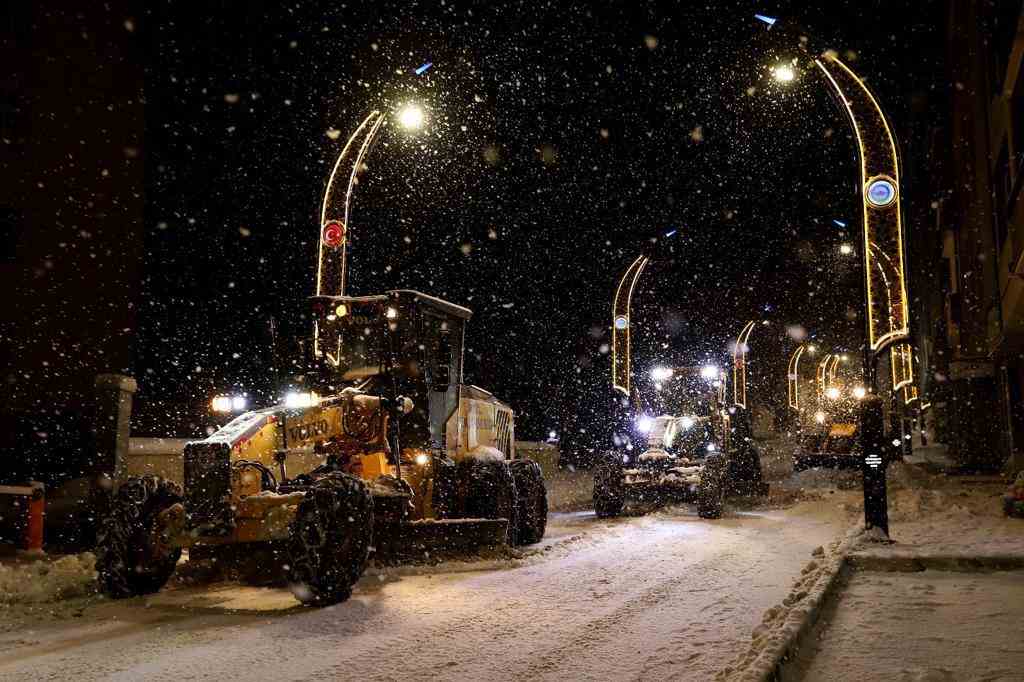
left=718, top=464, right=1024, bottom=682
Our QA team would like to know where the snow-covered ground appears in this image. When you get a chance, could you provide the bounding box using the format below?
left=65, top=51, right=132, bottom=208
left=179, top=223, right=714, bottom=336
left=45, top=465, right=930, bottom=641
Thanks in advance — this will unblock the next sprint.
left=790, top=569, right=1024, bottom=681
left=0, top=488, right=850, bottom=681
left=0, top=553, right=96, bottom=605
left=3, top=454, right=1021, bottom=682
left=720, top=462, right=1024, bottom=682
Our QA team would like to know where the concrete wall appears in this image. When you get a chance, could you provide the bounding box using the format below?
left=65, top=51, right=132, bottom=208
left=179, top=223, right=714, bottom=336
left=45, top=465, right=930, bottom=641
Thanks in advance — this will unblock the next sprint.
left=125, top=438, right=191, bottom=483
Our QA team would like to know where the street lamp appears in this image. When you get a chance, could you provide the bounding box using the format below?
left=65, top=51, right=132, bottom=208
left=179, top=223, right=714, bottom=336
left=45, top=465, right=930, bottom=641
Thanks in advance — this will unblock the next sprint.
left=763, top=24, right=914, bottom=535
left=611, top=254, right=650, bottom=396
left=651, top=366, right=674, bottom=381
left=839, top=243, right=854, bottom=255
left=771, top=63, right=797, bottom=83
left=397, top=103, right=425, bottom=130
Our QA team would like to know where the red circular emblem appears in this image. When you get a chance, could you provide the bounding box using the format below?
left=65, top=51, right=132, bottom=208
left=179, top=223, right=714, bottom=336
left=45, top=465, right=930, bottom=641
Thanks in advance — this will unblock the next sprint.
left=322, top=220, right=346, bottom=247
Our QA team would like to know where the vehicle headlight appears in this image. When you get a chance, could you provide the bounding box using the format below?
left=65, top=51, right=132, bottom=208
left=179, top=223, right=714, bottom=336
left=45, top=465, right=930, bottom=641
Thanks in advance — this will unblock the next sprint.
left=211, top=395, right=233, bottom=413
left=284, top=391, right=320, bottom=409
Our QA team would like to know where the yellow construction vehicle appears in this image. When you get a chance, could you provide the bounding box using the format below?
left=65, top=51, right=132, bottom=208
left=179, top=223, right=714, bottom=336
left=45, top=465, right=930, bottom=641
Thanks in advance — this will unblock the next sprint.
left=95, top=114, right=547, bottom=607
left=95, top=290, right=548, bottom=605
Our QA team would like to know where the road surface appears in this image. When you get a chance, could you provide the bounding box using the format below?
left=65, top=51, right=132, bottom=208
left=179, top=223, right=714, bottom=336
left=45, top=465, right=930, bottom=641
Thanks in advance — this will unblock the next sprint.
left=1, top=495, right=848, bottom=682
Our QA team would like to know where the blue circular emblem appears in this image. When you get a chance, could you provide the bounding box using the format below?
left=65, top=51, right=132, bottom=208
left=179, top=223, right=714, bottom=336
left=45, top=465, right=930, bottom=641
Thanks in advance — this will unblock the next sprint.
left=866, top=178, right=896, bottom=207
left=614, top=316, right=628, bottom=330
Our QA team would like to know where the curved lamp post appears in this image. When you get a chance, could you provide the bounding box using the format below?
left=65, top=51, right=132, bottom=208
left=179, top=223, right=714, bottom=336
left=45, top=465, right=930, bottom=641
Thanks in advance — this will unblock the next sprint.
left=611, top=254, right=650, bottom=397
left=787, top=344, right=806, bottom=410
left=313, top=104, right=425, bottom=364
left=732, top=320, right=756, bottom=409
left=810, top=45, right=911, bottom=533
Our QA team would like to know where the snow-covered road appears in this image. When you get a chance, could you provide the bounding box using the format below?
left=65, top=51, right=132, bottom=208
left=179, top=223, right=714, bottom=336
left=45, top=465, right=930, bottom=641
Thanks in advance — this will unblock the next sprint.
left=0, top=498, right=849, bottom=682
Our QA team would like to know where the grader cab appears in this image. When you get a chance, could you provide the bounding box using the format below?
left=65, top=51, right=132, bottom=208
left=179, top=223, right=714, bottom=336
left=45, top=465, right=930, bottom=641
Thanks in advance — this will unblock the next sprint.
left=95, top=290, right=548, bottom=606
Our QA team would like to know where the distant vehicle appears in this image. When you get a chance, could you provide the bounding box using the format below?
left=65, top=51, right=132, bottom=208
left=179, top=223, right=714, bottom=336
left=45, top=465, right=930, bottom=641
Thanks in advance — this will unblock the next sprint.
left=594, top=365, right=766, bottom=520
left=792, top=422, right=859, bottom=471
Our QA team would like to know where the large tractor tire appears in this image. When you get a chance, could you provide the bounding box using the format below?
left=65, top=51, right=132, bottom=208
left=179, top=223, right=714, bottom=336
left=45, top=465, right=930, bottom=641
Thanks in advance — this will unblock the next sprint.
left=463, top=458, right=519, bottom=545
left=95, top=476, right=183, bottom=598
left=727, top=409, right=766, bottom=493
left=286, top=473, right=373, bottom=606
left=509, top=459, right=547, bottom=545
left=698, top=454, right=726, bottom=519
left=593, top=453, right=625, bottom=518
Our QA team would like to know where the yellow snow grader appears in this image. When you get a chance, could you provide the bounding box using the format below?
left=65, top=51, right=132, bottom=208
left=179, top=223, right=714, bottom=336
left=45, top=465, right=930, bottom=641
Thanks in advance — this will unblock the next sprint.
left=95, top=290, right=548, bottom=605
left=96, top=110, right=547, bottom=606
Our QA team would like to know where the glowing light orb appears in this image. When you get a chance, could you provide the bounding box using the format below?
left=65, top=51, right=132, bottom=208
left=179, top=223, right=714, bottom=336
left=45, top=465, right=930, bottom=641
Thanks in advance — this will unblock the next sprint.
left=397, top=104, right=425, bottom=130
left=211, top=396, right=232, bottom=413
left=825, top=387, right=841, bottom=400
left=614, top=315, right=629, bottom=330
left=772, top=64, right=796, bottom=83
left=814, top=410, right=826, bottom=424
left=852, top=386, right=867, bottom=400
left=866, top=178, right=897, bottom=207
left=700, top=364, right=719, bottom=380
left=636, top=415, right=653, bottom=433
left=650, top=366, right=674, bottom=381
left=839, top=243, right=853, bottom=255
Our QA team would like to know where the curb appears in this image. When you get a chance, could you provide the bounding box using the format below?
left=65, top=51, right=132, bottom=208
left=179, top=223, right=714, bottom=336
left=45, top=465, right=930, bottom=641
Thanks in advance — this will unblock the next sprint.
left=848, top=552, right=1024, bottom=573
left=720, top=541, right=1024, bottom=682
left=715, top=524, right=864, bottom=682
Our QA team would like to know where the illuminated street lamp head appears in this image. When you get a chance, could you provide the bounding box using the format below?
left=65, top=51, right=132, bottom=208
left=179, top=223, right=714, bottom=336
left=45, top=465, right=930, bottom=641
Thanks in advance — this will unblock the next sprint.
left=839, top=243, right=854, bottom=255
left=825, top=386, right=841, bottom=400
left=650, top=366, right=674, bottom=381
left=852, top=386, right=867, bottom=400
left=397, top=103, right=425, bottom=130
left=700, top=364, right=720, bottom=381
left=814, top=410, right=826, bottom=424
left=771, top=63, right=796, bottom=83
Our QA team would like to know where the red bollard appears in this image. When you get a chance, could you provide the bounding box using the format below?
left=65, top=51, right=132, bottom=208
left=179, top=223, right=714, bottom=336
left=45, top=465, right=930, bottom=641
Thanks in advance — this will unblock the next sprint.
left=0, top=482, right=45, bottom=551
left=25, top=483, right=45, bottom=551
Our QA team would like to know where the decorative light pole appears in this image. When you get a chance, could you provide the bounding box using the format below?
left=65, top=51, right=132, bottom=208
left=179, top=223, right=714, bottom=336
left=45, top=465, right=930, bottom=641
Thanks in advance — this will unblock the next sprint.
left=787, top=344, right=806, bottom=411
left=314, top=103, right=427, bottom=364
left=732, top=321, right=756, bottom=409
left=763, top=17, right=915, bottom=533
left=611, top=254, right=650, bottom=398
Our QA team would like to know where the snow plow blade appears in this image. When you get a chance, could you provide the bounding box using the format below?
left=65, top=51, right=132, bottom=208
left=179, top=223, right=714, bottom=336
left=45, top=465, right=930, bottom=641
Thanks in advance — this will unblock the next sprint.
left=374, top=518, right=509, bottom=559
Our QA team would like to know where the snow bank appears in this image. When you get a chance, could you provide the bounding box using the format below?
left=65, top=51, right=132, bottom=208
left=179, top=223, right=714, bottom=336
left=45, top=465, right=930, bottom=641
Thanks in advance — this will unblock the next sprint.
left=714, top=526, right=862, bottom=682
left=0, top=553, right=97, bottom=604
left=779, top=466, right=861, bottom=491
left=544, top=465, right=593, bottom=511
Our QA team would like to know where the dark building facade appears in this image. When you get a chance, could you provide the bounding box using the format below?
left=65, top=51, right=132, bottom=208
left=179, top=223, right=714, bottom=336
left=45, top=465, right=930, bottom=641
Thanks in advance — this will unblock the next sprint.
left=911, top=1, right=1024, bottom=471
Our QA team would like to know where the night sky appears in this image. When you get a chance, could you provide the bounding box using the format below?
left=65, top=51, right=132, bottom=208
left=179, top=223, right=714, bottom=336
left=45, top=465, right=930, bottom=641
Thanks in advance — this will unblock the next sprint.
left=85, top=2, right=943, bottom=447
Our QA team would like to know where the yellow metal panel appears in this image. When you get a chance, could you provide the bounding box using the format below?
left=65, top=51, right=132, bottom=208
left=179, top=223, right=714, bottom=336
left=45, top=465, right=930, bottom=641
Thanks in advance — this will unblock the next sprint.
left=361, top=452, right=390, bottom=480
